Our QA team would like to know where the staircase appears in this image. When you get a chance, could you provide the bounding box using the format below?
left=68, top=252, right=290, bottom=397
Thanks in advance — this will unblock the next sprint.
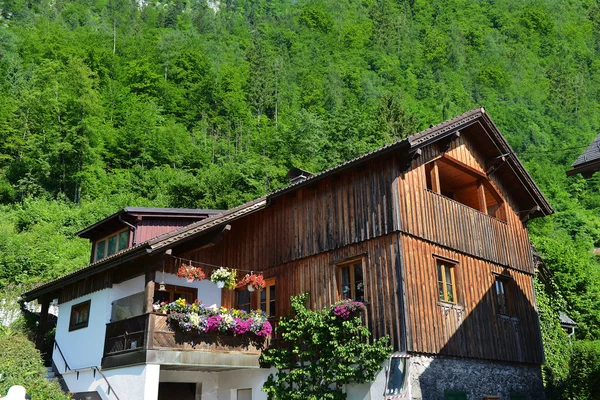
left=45, top=367, right=57, bottom=383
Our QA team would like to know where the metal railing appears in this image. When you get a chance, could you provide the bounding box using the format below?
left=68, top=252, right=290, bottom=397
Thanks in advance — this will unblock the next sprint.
left=53, top=340, right=121, bottom=400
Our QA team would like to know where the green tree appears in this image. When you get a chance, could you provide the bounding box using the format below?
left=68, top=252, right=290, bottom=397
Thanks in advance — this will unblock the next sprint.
left=261, top=294, right=391, bottom=400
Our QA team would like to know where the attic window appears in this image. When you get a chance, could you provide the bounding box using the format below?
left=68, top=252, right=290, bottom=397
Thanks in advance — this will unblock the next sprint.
left=95, top=228, right=129, bottom=261
left=425, top=156, right=506, bottom=221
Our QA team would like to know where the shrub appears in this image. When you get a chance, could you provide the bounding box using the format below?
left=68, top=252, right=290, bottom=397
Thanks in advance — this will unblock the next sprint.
left=0, top=330, right=70, bottom=399
left=569, top=340, right=600, bottom=400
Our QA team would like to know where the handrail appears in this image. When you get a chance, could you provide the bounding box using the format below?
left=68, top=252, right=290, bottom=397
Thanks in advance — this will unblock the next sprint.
left=53, top=341, right=71, bottom=372
left=53, top=340, right=121, bottom=400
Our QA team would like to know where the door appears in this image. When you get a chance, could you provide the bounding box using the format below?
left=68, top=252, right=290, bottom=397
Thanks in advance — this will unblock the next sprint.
left=158, top=382, right=196, bottom=400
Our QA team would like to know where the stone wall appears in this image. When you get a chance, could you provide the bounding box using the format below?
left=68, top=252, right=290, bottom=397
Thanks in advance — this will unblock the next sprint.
left=409, top=354, right=545, bottom=400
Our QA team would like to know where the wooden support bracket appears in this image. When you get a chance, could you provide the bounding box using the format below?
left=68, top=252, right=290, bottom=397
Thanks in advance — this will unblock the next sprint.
left=519, top=205, right=542, bottom=222
left=400, top=149, right=422, bottom=172
left=437, top=131, right=461, bottom=153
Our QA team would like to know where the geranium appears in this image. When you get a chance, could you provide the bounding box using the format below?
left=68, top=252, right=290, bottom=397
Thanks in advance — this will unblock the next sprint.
left=237, top=273, right=267, bottom=291
left=331, top=299, right=366, bottom=320
left=177, top=264, right=206, bottom=281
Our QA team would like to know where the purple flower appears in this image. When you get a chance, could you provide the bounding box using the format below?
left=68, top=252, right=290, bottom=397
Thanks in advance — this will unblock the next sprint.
left=206, top=315, right=223, bottom=332
left=255, top=321, right=272, bottom=337
left=233, top=318, right=253, bottom=335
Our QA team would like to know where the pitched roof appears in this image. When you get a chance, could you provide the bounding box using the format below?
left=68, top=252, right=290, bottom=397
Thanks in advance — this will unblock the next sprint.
left=567, top=132, right=600, bottom=177
left=559, top=311, right=576, bottom=326
left=22, top=108, right=553, bottom=301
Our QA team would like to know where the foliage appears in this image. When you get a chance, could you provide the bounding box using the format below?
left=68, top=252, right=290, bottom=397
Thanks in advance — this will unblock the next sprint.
left=0, top=331, right=70, bottom=399
left=261, top=294, right=391, bottom=400
left=159, top=298, right=272, bottom=337
left=568, top=340, right=600, bottom=399
left=0, top=0, right=599, bottom=395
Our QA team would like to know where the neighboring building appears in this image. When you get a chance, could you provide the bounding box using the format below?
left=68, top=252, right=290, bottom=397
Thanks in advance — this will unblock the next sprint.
left=22, top=108, right=553, bottom=400
left=567, top=132, right=600, bottom=177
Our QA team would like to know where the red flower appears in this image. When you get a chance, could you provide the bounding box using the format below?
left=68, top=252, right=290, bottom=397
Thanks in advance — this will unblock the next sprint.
left=236, top=273, right=266, bottom=291
left=177, top=264, right=206, bottom=281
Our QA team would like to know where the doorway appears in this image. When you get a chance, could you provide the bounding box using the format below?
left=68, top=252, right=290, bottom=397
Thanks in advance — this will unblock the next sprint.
left=158, top=382, right=197, bottom=400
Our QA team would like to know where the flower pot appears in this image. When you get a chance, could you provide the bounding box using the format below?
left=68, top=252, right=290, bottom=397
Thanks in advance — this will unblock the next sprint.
left=186, top=278, right=194, bottom=283
left=247, top=285, right=255, bottom=292
left=216, top=281, right=225, bottom=289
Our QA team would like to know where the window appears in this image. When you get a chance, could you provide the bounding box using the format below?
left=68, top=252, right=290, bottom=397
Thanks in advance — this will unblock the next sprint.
left=384, top=355, right=409, bottom=398
left=69, top=300, right=91, bottom=331
left=510, top=393, right=526, bottom=400
left=237, top=389, right=252, bottom=400
left=444, top=390, right=466, bottom=400
left=237, top=290, right=251, bottom=313
left=494, top=276, right=511, bottom=315
left=437, top=260, right=457, bottom=304
left=95, top=229, right=129, bottom=261
left=260, top=278, right=276, bottom=317
left=337, top=258, right=365, bottom=302
left=425, top=156, right=506, bottom=221
left=153, top=284, right=197, bottom=304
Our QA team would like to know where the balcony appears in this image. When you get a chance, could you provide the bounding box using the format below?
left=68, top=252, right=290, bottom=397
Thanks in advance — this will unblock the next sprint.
left=102, top=313, right=266, bottom=370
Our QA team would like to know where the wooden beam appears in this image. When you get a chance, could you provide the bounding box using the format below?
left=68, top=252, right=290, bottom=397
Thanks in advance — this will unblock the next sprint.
left=519, top=205, right=542, bottom=222
left=170, top=224, right=232, bottom=254
left=430, top=161, right=441, bottom=194
left=477, top=180, right=487, bottom=213
left=143, top=269, right=156, bottom=314
left=36, top=298, right=50, bottom=350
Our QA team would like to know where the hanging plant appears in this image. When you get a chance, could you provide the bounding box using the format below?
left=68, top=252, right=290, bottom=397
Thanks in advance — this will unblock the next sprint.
left=237, top=273, right=266, bottom=292
left=210, top=267, right=237, bottom=289
left=177, top=264, right=206, bottom=282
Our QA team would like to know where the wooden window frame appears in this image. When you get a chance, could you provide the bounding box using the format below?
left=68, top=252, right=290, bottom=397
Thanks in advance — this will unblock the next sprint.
left=436, top=258, right=458, bottom=304
left=153, top=284, right=197, bottom=304
left=69, top=300, right=91, bottom=331
left=494, top=275, right=512, bottom=316
left=236, top=289, right=252, bottom=313
left=259, top=277, right=277, bottom=317
left=335, top=256, right=366, bottom=302
left=94, top=228, right=129, bottom=261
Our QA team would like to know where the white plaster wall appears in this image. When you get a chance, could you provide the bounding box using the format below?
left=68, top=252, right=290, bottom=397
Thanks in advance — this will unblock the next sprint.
left=217, top=368, right=273, bottom=400
left=161, top=272, right=222, bottom=308
left=54, top=289, right=110, bottom=370
left=60, top=365, right=157, bottom=400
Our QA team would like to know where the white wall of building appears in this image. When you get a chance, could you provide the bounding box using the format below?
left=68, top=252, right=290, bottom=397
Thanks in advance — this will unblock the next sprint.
left=160, top=272, right=222, bottom=308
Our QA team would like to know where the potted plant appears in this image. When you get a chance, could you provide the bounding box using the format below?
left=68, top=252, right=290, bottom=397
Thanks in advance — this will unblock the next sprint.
left=210, top=267, right=237, bottom=289
left=177, top=264, right=206, bottom=282
left=237, top=273, right=266, bottom=292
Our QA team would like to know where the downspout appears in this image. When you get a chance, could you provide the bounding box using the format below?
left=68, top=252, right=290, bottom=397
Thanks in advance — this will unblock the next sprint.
left=119, top=215, right=138, bottom=246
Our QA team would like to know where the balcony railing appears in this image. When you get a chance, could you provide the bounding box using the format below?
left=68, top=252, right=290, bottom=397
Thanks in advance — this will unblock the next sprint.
left=102, top=313, right=270, bottom=369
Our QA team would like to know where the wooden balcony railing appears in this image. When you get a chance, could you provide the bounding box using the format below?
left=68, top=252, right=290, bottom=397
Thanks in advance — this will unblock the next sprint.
left=103, top=313, right=271, bottom=368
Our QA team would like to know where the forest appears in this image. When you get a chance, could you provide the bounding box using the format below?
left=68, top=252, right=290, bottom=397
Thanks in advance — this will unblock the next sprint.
left=0, top=0, right=599, bottom=396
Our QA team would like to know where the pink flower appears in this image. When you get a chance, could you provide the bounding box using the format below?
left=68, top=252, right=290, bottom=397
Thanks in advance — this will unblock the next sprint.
left=256, top=321, right=272, bottom=337
left=206, top=315, right=223, bottom=332
left=233, top=318, right=253, bottom=335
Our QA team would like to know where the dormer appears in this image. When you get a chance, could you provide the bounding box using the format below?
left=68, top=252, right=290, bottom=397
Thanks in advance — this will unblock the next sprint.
left=76, top=207, right=222, bottom=262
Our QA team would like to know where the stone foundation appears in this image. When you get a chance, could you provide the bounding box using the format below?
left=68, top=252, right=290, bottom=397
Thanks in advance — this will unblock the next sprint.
left=409, top=354, right=545, bottom=400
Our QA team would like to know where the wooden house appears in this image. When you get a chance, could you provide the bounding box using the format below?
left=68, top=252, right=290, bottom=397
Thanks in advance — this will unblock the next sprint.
left=22, top=108, right=552, bottom=400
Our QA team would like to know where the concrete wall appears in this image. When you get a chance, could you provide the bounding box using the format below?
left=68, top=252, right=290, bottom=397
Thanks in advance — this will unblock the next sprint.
left=409, top=354, right=546, bottom=400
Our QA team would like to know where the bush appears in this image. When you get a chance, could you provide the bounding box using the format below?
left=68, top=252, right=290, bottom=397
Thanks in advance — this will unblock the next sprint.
left=569, top=341, right=600, bottom=400
left=0, top=330, right=70, bottom=399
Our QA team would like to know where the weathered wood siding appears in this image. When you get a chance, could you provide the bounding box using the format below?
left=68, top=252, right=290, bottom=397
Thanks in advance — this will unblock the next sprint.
left=170, top=233, right=404, bottom=350
left=59, top=270, right=113, bottom=304
left=184, top=156, right=399, bottom=271
left=401, top=235, right=543, bottom=363
left=398, top=134, right=534, bottom=273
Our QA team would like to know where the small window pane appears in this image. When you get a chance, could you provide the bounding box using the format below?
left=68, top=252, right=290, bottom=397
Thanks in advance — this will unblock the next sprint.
left=118, top=230, right=129, bottom=251
left=237, top=389, right=252, bottom=400
left=269, top=285, right=276, bottom=317
left=354, top=263, right=364, bottom=302
left=95, top=240, right=106, bottom=261
left=237, top=291, right=251, bottom=313
left=107, top=235, right=117, bottom=256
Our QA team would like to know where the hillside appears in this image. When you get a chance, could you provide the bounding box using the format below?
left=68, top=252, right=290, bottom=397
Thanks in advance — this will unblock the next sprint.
left=1, top=0, right=600, bottom=395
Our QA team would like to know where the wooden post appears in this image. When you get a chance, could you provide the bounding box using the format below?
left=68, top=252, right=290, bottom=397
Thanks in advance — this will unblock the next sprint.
left=36, top=298, right=50, bottom=350
left=430, top=161, right=441, bottom=194
left=477, top=181, right=487, bottom=214
left=143, top=269, right=156, bottom=314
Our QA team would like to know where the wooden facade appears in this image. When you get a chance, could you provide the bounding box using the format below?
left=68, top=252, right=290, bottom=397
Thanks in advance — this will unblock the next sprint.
left=26, top=109, right=551, bottom=367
